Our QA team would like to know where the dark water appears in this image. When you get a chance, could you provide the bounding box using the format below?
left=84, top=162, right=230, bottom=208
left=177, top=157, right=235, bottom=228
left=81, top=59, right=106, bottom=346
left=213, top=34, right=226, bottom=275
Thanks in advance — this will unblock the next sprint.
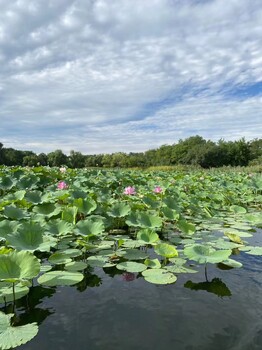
left=12, top=231, right=262, bottom=350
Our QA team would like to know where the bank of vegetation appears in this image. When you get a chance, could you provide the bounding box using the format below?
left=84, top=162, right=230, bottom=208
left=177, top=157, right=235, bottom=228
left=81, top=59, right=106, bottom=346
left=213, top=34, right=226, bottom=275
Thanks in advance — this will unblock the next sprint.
left=0, top=136, right=261, bottom=169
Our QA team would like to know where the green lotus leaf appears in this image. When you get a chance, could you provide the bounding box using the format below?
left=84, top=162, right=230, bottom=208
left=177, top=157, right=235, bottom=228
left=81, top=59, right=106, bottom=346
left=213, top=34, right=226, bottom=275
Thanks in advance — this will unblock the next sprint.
left=3, top=205, right=28, bottom=220
left=87, top=256, right=110, bottom=268
left=0, top=220, right=20, bottom=240
left=75, top=219, right=105, bottom=236
left=143, top=196, right=161, bottom=209
left=0, top=176, right=14, bottom=190
left=24, top=190, right=43, bottom=204
left=137, top=212, right=163, bottom=229
left=17, top=175, right=39, bottom=190
left=116, top=261, right=147, bottom=273
left=45, top=220, right=73, bottom=236
left=61, top=206, right=78, bottom=224
left=0, top=311, right=38, bottom=349
left=125, top=212, right=142, bottom=227
left=0, top=282, right=29, bottom=303
left=230, top=205, right=247, bottom=214
left=244, top=246, right=262, bottom=255
left=224, top=233, right=244, bottom=245
left=0, top=251, right=41, bottom=283
left=136, top=229, right=159, bottom=244
left=122, top=240, right=146, bottom=248
left=117, top=249, right=148, bottom=260
left=73, top=198, right=97, bottom=215
left=64, top=261, right=88, bottom=271
left=7, top=222, right=57, bottom=252
left=220, top=259, right=243, bottom=268
left=142, top=269, right=177, bottom=285
left=48, top=249, right=82, bottom=264
left=168, top=257, right=187, bottom=265
left=144, top=258, right=161, bottom=269
left=163, top=197, right=180, bottom=211
left=177, top=219, right=196, bottom=235
left=162, top=207, right=180, bottom=221
left=242, top=213, right=262, bottom=225
left=209, top=238, right=241, bottom=250
left=33, top=203, right=62, bottom=218
left=107, top=203, right=131, bottom=217
left=223, top=229, right=253, bottom=238
left=40, top=264, right=52, bottom=273
left=165, top=265, right=197, bottom=274
left=37, top=271, right=84, bottom=286
left=154, top=243, right=178, bottom=258
left=184, top=245, right=232, bottom=264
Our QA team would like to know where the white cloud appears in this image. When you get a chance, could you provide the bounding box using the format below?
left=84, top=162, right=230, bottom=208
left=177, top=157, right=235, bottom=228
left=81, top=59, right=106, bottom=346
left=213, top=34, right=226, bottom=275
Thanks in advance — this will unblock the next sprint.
left=0, top=0, right=262, bottom=154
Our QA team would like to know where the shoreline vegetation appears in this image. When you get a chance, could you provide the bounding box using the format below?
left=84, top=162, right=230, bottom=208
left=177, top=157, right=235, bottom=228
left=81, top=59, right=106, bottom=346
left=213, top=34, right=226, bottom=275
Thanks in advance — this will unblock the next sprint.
left=0, top=135, right=261, bottom=169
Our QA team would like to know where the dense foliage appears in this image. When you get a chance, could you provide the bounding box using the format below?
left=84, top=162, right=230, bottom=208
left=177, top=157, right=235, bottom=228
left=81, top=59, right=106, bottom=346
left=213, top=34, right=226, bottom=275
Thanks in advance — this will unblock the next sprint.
left=0, top=166, right=261, bottom=348
left=1, top=136, right=261, bottom=168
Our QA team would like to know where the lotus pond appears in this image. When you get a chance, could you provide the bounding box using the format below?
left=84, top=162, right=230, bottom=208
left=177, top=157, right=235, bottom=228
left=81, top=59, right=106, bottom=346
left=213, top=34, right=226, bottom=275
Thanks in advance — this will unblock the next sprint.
left=0, top=166, right=261, bottom=349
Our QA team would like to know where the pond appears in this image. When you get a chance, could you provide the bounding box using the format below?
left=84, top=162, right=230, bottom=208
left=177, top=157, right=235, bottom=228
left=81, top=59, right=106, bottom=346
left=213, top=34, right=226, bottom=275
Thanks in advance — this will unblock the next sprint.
left=11, top=230, right=262, bottom=350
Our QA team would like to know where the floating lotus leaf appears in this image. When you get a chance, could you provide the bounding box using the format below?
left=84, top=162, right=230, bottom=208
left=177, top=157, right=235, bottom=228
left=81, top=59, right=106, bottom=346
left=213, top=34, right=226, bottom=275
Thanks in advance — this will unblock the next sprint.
left=37, top=271, right=84, bottom=286
left=230, top=205, right=247, bottom=214
left=243, top=246, right=262, bottom=256
left=40, top=264, right=52, bottom=273
left=220, top=259, right=243, bottom=268
left=0, top=282, right=30, bottom=303
left=48, top=249, right=81, bottom=264
left=122, top=240, right=146, bottom=248
left=0, top=311, right=38, bottom=349
left=209, top=239, right=241, bottom=250
left=64, top=261, right=88, bottom=271
left=87, top=256, right=115, bottom=268
left=73, top=198, right=97, bottom=215
left=243, top=213, right=262, bottom=225
left=0, top=251, right=40, bottom=283
left=184, top=245, right=232, bottom=264
left=7, top=222, right=57, bottom=252
left=125, top=212, right=141, bottom=227
left=142, top=269, right=177, bottom=285
left=107, top=203, right=131, bottom=217
left=165, top=265, right=197, bottom=274
left=223, top=228, right=253, bottom=238
left=154, top=243, right=178, bottom=258
left=117, top=249, right=148, bottom=260
left=144, top=258, right=161, bottom=269
left=136, top=229, right=159, bottom=244
left=75, top=219, right=105, bottom=236
left=224, top=233, right=244, bottom=245
left=116, top=262, right=147, bottom=273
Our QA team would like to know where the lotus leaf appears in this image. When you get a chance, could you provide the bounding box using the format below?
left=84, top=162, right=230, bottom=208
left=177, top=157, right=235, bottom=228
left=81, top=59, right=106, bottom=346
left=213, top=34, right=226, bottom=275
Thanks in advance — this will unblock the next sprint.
left=0, top=311, right=38, bottom=349
left=184, top=245, right=232, bottom=264
left=7, top=223, right=57, bottom=252
left=117, top=249, right=148, bottom=260
left=37, top=271, right=84, bottom=286
left=3, top=205, right=28, bottom=220
left=144, top=258, right=161, bottom=269
left=0, top=282, right=29, bottom=303
left=107, top=203, right=131, bottom=217
left=73, top=198, right=97, bottom=215
left=75, top=219, right=105, bottom=236
left=136, top=229, right=159, bottom=244
left=142, top=269, right=177, bottom=285
left=154, top=243, right=178, bottom=258
left=0, top=250, right=40, bottom=283
left=116, top=261, right=147, bottom=273
left=64, top=261, right=88, bottom=271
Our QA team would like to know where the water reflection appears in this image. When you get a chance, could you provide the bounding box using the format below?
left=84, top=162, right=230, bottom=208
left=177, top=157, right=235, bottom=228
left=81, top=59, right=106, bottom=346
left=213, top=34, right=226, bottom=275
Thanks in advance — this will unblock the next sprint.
left=184, top=277, right=232, bottom=297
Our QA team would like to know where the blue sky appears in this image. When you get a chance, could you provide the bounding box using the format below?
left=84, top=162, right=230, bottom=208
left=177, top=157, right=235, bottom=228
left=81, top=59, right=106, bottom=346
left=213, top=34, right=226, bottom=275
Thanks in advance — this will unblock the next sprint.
left=0, top=0, right=261, bottom=155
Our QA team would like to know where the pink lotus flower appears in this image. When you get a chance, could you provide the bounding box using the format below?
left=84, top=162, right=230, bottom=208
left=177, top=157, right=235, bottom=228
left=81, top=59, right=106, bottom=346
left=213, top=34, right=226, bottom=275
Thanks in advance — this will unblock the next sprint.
left=154, top=186, right=163, bottom=193
left=57, top=181, right=68, bottom=190
left=123, top=186, right=136, bottom=195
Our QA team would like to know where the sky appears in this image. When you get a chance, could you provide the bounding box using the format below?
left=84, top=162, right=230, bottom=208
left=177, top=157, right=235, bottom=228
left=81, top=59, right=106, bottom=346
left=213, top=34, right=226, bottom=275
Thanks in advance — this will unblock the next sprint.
left=0, top=0, right=262, bottom=155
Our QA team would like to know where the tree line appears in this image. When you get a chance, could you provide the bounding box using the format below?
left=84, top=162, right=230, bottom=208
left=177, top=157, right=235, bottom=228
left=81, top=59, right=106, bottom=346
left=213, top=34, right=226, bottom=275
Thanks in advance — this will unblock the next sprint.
left=0, top=136, right=261, bottom=168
